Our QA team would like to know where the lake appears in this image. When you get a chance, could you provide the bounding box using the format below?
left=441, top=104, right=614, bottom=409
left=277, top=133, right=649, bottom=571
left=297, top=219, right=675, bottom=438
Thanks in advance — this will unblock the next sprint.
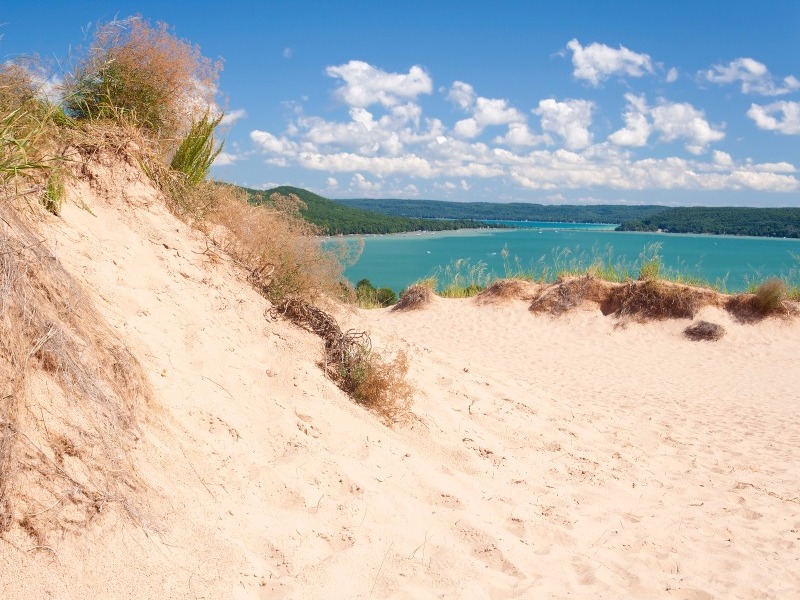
left=339, top=222, right=800, bottom=293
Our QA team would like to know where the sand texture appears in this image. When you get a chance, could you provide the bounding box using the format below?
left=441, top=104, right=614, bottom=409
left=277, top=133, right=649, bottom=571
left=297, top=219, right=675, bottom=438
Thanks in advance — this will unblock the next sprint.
left=1, top=154, right=799, bottom=599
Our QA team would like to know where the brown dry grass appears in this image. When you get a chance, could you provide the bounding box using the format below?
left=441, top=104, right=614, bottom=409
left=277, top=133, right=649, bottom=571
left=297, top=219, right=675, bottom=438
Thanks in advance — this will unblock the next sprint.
left=475, top=278, right=540, bottom=305
left=392, top=282, right=434, bottom=312
left=528, top=275, right=719, bottom=322
left=684, top=321, right=726, bottom=341
left=613, top=280, right=717, bottom=322
left=207, top=189, right=347, bottom=302
left=65, top=15, right=221, bottom=145
left=0, top=203, right=152, bottom=541
left=724, top=278, right=798, bottom=323
left=529, top=275, right=617, bottom=316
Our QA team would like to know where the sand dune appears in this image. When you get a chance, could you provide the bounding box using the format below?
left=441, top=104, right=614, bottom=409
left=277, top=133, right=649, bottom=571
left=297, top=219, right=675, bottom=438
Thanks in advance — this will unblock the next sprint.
left=2, top=156, right=799, bottom=598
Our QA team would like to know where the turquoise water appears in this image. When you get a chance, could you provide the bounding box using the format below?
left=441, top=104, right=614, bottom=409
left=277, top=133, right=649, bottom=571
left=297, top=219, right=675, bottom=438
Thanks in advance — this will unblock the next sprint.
left=339, top=224, right=800, bottom=293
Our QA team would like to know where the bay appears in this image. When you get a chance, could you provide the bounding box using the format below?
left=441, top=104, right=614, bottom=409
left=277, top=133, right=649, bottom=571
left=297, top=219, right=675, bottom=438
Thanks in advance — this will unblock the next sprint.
left=339, top=222, right=800, bottom=293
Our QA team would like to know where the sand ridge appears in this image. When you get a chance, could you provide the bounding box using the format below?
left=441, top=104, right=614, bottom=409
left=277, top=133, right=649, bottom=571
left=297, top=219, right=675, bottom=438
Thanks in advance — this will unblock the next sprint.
left=1, top=155, right=799, bottom=598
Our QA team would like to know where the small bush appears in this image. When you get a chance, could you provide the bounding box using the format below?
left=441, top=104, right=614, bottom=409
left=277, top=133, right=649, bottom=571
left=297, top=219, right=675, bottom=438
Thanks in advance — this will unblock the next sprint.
left=209, top=189, right=347, bottom=301
left=342, top=348, right=413, bottom=424
left=476, top=279, right=539, bottom=304
left=684, top=321, right=725, bottom=341
left=355, top=279, right=397, bottom=308
left=393, top=281, right=434, bottom=312
left=615, top=280, right=709, bottom=322
left=529, top=275, right=616, bottom=316
left=65, top=16, right=221, bottom=143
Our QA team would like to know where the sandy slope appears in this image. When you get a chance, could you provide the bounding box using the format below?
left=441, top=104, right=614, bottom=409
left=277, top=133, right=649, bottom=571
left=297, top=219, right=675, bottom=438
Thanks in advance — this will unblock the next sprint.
left=1, top=157, right=799, bottom=599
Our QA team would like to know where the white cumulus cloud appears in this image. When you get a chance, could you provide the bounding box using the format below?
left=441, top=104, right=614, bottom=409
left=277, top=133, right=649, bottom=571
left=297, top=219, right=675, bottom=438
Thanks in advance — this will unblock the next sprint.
left=566, top=39, right=654, bottom=86
left=609, top=94, right=652, bottom=147
left=747, top=101, right=800, bottom=134
left=704, top=58, right=800, bottom=96
left=534, top=98, right=594, bottom=149
left=326, top=60, right=433, bottom=107
left=447, top=81, right=476, bottom=110
left=609, top=95, right=724, bottom=154
left=451, top=92, right=526, bottom=139
left=650, top=100, right=724, bottom=154
left=212, top=152, right=238, bottom=166
left=220, top=108, right=247, bottom=126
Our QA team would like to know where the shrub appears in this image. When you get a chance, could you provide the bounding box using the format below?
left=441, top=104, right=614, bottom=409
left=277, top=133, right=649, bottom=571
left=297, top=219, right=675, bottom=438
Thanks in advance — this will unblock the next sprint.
left=684, top=320, right=725, bottom=341
left=615, top=280, right=710, bottom=321
left=65, top=16, right=221, bottom=143
left=209, top=189, right=347, bottom=301
left=393, top=281, right=434, bottom=312
left=375, top=287, right=398, bottom=307
left=476, top=278, right=539, bottom=304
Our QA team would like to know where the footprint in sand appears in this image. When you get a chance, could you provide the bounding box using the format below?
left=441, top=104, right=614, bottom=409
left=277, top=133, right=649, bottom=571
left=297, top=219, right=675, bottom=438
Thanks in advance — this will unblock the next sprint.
left=295, top=411, right=323, bottom=438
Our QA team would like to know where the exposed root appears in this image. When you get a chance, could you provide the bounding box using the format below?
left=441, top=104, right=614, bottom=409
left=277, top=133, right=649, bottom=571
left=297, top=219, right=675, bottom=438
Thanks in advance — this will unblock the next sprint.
left=270, top=298, right=413, bottom=424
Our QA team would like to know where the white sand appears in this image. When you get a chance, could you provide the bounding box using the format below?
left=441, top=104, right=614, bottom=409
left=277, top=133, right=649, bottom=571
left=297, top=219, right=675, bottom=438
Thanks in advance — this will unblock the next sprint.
left=2, top=155, right=798, bottom=599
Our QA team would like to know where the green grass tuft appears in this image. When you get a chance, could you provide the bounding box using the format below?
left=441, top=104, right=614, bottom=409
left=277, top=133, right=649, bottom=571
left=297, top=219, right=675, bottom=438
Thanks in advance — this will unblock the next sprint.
left=170, top=113, right=223, bottom=186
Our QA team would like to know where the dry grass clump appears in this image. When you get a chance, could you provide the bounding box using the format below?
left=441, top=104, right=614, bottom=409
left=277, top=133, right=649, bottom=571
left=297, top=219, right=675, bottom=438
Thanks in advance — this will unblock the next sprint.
left=208, top=189, right=347, bottom=301
left=528, top=275, right=718, bottom=322
left=613, top=280, right=715, bottom=322
left=529, top=275, right=616, bottom=316
left=392, top=281, right=435, bottom=312
left=684, top=320, right=726, bottom=341
left=725, top=278, right=794, bottom=323
left=0, top=204, right=152, bottom=541
left=0, top=62, right=60, bottom=189
left=475, top=278, right=539, bottom=305
left=270, top=299, right=413, bottom=424
left=65, top=15, right=221, bottom=144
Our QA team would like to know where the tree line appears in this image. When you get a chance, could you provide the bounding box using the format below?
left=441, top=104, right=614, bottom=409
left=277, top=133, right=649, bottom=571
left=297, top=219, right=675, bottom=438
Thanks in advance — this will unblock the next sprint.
left=617, top=207, right=800, bottom=238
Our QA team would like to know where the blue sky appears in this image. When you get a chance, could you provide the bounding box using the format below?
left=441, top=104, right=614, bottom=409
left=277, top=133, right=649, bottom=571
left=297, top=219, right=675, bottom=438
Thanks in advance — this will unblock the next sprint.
left=3, top=1, right=799, bottom=206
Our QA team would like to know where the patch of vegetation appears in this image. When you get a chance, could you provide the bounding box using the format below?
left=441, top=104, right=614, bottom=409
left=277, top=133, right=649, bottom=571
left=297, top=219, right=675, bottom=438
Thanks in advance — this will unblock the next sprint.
left=617, top=206, right=800, bottom=238
left=170, top=112, right=224, bottom=186
left=355, top=279, right=398, bottom=308
left=392, top=281, right=435, bottom=312
left=249, top=186, right=497, bottom=235
left=335, top=198, right=665, bottom=224
left=429, top=258, right=492, bottom=298
left=64, top=15, right=221, bottom=144
left=270, top=298, right=412, bottom=424
left=684, top=321, right=726, bottom=341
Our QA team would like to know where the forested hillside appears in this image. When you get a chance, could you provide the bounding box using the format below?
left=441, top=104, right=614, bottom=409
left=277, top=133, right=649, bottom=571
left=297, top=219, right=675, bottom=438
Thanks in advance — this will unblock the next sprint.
left=334, top=198, right=666, bottom=223
left=247, top=186, right=493, bottom=234
left=617, top=207, right=800, bottom=238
